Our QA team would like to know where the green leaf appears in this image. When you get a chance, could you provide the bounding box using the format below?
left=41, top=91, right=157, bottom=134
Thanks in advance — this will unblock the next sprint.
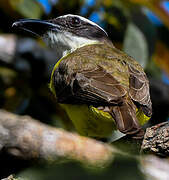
left=123, top=23, right=149, bottom=68
left=10, top=0, right=43, bottom=19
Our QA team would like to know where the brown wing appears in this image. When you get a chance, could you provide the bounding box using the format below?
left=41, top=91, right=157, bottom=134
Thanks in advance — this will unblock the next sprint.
left=71, top=66, right=144, bottom=138
left=70, top=65, right=127, bottom=106
left=128, top=64, right=152, bottom=117
left=52, top=64, right=126, bottom=105
left=55, top=65, right=143, bottom=138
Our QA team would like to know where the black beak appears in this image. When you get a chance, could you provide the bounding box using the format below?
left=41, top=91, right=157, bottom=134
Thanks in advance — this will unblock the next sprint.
left=12, top=19, right=61, bottom=36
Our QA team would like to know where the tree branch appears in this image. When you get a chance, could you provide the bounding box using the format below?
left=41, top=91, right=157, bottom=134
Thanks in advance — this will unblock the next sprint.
left=0, top=109, right=115, bottom=167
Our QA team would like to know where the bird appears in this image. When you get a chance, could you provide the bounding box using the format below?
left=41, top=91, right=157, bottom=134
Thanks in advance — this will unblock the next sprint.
left=12, top=14, right=152, bottom=140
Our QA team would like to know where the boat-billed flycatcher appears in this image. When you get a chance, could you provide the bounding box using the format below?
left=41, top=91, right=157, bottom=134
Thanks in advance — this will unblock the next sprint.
left=12, top=14, right=152, bottom=139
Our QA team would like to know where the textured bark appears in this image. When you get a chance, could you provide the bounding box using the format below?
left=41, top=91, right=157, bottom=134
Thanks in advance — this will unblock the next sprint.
left=141, top=122, right=169, bottom=156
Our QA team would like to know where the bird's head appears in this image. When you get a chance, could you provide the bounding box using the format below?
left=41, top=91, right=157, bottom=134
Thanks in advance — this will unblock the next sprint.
left=12, top=14, right=112, bottom=57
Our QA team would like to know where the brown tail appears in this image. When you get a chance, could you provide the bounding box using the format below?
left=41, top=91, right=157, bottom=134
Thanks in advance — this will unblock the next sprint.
left=110, top=98, right=144, bottom=139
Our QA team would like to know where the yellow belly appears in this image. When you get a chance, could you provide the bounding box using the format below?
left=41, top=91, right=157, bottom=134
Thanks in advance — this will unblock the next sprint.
left=60, top=104, right=116, bottom=138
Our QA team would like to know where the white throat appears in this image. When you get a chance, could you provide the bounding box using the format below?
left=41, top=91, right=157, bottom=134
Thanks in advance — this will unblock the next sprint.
left=46, top=31, right=99, bottom=58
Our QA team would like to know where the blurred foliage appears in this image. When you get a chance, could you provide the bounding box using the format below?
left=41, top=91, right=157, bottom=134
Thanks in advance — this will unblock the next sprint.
left=153, top=41, right=169, bottom=75
left=0, top=0, right=43, bottom=18
left=0, top=67, right=31, bottom=113
left=17, top=157, right=145, bottom=180
left=0, top=0, right=169, bottom=179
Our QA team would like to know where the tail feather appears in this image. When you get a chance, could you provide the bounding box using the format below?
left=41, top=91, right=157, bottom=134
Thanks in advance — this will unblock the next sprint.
left=110, top=98, right=144, bottom=139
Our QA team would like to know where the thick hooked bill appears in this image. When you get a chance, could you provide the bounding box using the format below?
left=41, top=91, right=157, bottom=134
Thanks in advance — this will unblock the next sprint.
left=12, top=19, right=61, bottom=36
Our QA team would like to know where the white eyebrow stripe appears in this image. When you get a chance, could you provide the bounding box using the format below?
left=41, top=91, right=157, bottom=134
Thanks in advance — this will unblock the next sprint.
left=59, top=14, right=108, bottom=36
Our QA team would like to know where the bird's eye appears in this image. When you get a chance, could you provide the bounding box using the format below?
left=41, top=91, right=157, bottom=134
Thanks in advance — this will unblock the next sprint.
left=70, top=17, right=81, bottom=26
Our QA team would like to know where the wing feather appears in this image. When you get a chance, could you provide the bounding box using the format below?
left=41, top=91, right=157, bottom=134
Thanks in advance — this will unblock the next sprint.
left=128, top=65, right=152, bottom=117
left=71, top=66, right=127, bottom=105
